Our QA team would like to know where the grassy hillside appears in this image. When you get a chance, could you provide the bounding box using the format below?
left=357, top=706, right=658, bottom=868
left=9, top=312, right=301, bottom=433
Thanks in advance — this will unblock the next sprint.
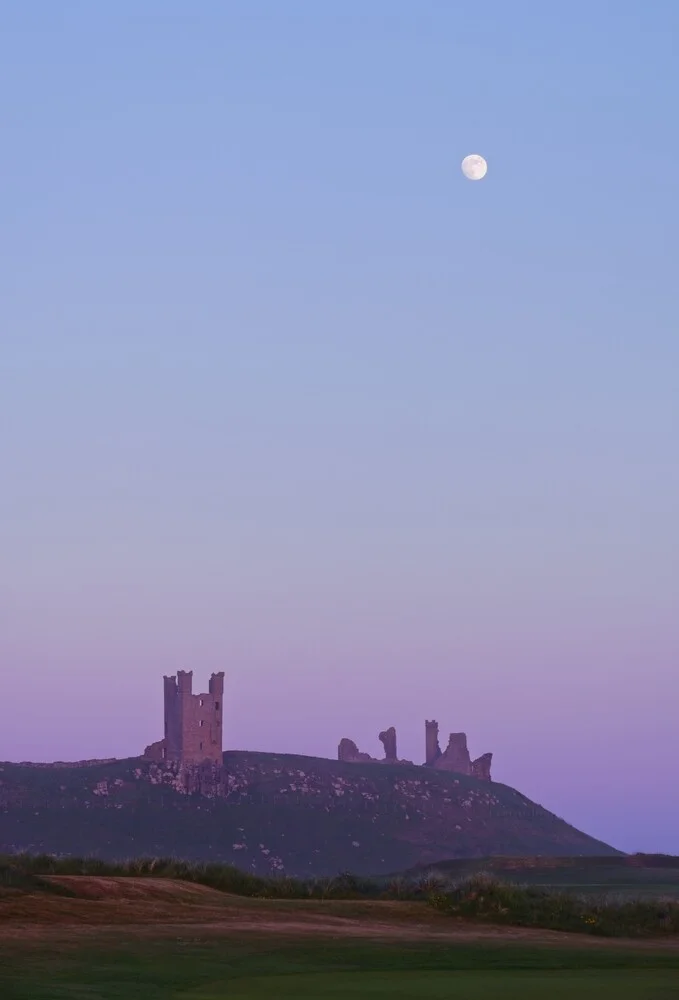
left=0, top=751, right=620, bottom=876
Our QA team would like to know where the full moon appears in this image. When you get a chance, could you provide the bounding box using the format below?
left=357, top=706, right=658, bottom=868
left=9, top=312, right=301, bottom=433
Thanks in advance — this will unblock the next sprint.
left=461, top=154, right=487, bottom=181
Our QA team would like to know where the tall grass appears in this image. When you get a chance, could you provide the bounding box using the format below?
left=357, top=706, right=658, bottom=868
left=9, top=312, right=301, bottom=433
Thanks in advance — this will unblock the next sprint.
left=0, top=854, right=404, bottom=901
left=428, top=873, right=679, bottom=938
left=0, top=862, right=76, bottom=897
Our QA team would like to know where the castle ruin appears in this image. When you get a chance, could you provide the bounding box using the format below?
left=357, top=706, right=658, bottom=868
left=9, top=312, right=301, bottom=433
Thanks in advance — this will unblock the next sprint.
left=378, top=726, right=398, bottom=762
left=338, top=718, right=493, bottom=781
left=144, top=670, right=224, bottom=766
left=423, top=719, right=492, bottom=778
left=141, top=671, right=492, bottom=781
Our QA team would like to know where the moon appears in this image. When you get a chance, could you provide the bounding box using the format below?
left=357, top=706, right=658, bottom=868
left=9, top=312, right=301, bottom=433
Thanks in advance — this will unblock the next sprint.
left=461, top=154, right=487, bottom=181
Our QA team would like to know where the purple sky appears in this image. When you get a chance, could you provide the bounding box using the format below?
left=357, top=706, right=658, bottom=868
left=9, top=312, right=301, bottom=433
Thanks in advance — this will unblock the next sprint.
left=2, top=2, right=678, bottom=854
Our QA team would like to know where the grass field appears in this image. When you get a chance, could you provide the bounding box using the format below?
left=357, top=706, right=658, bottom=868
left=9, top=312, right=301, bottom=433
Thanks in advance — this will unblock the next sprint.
left=3, top=938, right=679, bottom=999
left=2, top=875, right=679, bottom=998
left=191, top=970, right=679, bottom=998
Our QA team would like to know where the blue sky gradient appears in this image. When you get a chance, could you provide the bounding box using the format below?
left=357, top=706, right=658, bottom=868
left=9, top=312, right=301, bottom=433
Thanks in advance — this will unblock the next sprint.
left=2, top=1, right=678, bottom=852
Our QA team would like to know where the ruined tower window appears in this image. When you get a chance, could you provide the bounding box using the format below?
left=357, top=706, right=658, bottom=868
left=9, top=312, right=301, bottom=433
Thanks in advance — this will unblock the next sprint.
left=215, top=702, right=220, bottom=710
left=199, top=720, right=204, bottom=727
left=199, top=699, right=204, bottom=707
left=199, top=742, right=203, bottom=751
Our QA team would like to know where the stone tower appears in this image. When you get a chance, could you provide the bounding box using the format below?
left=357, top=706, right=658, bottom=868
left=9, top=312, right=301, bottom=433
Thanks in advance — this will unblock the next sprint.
left=425, top=719, right=441, bottom=765
left=144, top=671, right=224, bottom=765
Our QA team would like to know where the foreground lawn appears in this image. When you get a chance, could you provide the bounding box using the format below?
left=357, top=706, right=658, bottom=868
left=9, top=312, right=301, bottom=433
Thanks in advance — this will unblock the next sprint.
left=190, top=970, right=679, bottom=998
left=3, top=940, right=679, bottom=1000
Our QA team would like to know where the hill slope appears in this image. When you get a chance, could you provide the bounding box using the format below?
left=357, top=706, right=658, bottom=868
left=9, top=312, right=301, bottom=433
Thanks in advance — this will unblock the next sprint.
left=0, top=752, right=620, bottom=875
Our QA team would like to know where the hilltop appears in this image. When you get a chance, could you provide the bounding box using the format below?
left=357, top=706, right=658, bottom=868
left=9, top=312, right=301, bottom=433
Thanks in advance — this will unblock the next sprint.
left=0, top=751, right=620, bottom=876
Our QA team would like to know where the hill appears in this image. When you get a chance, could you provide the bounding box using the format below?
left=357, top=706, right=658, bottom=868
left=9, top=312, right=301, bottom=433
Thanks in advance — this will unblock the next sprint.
left=0, top=751, right=620, bottom=876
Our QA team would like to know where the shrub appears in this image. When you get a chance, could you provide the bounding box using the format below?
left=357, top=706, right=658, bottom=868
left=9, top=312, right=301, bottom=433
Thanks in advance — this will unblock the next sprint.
left=0, top=863, right=76, bottom=897
left=428, top=874, right=679, bottom=938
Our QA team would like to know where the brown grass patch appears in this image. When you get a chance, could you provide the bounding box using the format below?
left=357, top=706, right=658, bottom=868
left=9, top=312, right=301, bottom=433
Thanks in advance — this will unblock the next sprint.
left=2, top=876, right=679, bottom=954
left=45, top=875, right=223, bottom=901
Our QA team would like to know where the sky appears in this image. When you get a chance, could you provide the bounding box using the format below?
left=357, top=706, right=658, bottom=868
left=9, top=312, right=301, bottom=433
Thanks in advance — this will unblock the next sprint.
left=1, top=1, right=678, bottom=854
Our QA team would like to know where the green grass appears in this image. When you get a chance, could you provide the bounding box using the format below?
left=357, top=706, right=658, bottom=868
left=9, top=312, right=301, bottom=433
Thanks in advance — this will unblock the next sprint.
left=189, top=970, right=679, bottom=998
left=2, top=939, right=679, bottom=1000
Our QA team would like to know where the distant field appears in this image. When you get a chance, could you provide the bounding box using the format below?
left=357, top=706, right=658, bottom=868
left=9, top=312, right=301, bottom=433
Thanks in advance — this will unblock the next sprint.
left=522, top=880, right=679, bottom=901
left=393, top=855, right=679, bottom=900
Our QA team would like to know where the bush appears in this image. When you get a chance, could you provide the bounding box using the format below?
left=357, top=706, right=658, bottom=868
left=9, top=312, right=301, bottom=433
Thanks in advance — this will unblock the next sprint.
left=0, top=862, right=76, bottom=897
left=428, top=874, right=679, bottom=938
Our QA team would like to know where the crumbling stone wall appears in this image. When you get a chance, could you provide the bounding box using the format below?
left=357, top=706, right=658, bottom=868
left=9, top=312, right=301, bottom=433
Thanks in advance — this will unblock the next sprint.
left=11, top=759, right=118, bottom=769
left=143, top=740, right=166, bottom=762
left=338, top=730, right=412, bottom=767
left=432, top=732, right=472, bottom=774
left=337, top=738, right=374, bottom=763
left=471, top=752, right=493, bottom=782
left=425, top=720, right=441, bottom=765
left=424, top=722, right=492, bottom=780
left=378, top=727, right=397, bottom=761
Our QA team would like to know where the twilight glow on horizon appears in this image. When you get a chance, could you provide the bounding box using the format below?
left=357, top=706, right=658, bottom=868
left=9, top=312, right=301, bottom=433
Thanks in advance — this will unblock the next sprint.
left=1, top=2, right=678, bottom=855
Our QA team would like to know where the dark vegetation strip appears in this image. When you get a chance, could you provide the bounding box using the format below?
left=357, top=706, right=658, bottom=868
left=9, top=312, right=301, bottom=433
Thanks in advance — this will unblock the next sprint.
left=1, top=854, right=392, bottom=900
left=429, top=873, right=679, bottom=938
